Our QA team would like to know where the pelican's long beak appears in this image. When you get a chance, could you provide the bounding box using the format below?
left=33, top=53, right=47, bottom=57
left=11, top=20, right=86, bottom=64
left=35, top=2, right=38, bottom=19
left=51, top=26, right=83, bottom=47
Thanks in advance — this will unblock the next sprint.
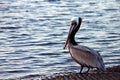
left=63, top=24, right=75, bottom=49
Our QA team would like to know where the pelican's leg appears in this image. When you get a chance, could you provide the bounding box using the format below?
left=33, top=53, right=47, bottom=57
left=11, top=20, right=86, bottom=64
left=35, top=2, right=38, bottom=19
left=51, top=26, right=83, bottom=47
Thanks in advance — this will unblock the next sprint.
left=83, top=67, right=90, bottom=73
left=96, top=67, right=100, bottom=73
left=86, top=67, right=90, bottom=73
left=80, top=66, right=83, bottom=73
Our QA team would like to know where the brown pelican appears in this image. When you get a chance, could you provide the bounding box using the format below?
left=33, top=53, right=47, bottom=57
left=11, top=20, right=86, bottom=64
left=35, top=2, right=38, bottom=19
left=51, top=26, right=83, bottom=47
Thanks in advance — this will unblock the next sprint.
left=63, top=17, right=106, bottom=73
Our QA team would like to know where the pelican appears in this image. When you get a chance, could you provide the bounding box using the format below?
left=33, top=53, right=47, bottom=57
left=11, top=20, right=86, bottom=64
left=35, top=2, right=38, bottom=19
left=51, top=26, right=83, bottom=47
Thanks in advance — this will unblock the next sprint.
left=63, top=17, right=106, bottom=73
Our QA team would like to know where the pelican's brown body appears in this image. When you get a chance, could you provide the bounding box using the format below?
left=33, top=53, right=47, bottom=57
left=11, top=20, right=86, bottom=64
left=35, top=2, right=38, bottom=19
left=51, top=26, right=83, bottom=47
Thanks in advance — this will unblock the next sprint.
left=64, top=17, right=106, bottom=73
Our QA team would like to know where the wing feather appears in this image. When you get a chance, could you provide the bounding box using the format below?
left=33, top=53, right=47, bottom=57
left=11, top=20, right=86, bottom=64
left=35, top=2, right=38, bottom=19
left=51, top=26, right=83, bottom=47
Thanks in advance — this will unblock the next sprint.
left=69, top=45, right=105, bottom=69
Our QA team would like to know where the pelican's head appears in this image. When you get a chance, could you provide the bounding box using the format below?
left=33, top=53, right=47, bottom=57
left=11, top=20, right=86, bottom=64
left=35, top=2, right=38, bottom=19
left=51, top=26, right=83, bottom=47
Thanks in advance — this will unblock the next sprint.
left=63, top=17, right=82, bottom=49
left=70, top=17, right=79, bottom=26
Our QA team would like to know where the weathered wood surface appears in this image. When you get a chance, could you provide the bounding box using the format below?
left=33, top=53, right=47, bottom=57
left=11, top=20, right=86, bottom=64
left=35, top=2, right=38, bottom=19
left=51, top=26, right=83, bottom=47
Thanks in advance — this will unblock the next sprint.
left=18, top=66, right=120, bottom=80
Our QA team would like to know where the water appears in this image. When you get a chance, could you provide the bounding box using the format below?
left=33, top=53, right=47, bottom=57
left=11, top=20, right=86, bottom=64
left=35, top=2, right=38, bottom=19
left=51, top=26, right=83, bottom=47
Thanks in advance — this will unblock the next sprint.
left=0, top=0, right=120, bottom=79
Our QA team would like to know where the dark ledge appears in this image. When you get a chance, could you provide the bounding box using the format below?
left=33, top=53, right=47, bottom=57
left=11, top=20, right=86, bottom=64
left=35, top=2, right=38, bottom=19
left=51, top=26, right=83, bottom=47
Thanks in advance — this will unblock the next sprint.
left=17, top=65, right=120, bottom=80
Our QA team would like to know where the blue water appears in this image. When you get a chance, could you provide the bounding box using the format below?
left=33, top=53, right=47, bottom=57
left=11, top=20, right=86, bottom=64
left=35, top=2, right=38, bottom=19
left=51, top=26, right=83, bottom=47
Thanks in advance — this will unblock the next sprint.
left=0, top=0, right=120, bottom=79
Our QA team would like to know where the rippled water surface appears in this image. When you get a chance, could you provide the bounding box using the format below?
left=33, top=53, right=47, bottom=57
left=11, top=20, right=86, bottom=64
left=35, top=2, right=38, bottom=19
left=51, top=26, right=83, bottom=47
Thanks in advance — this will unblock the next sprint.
left=0, top=0, right=120, bottom=79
